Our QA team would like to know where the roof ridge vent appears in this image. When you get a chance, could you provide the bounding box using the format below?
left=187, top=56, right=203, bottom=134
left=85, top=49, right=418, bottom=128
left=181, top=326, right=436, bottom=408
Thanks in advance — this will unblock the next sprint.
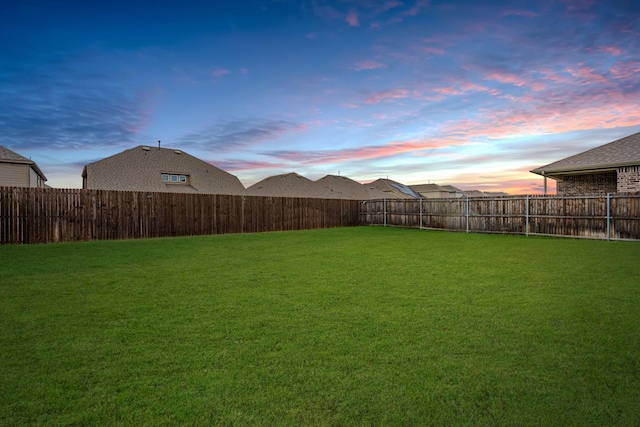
left=174, top=150, right=182, bottom=154
left=142, top=146, right=151, bottom=151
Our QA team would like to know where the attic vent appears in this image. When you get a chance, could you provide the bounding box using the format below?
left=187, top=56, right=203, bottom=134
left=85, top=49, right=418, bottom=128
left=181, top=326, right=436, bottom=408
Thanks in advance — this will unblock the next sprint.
left=174, top=150, right=182, bottom=154
left=142, top=146, right=151, bottom=151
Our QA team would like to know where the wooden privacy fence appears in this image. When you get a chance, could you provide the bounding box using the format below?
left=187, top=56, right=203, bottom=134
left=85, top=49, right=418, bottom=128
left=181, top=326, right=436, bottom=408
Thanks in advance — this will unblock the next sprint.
left=360, top=194, right=640, bottom=241
left=0, top=187, right=360, bottom=244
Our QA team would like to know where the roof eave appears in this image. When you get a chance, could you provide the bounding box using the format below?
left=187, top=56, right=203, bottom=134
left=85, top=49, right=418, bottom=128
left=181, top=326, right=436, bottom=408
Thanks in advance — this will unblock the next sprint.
left=2, top=158, right=47, bottom=181
left=531, top=160, right=640, bottom=177
left=32, top=164, right=47, bottom=181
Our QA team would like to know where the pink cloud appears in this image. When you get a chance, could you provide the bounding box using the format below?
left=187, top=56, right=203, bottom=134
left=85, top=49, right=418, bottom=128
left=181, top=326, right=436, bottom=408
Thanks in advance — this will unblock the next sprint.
left=271, top=137, right=465, bottom=165
left=609, top=60, right=640, bottom=81
left=365, top=88, right=412, bottom=104
left=439, top=90, right=640, bottom=142
left=452, top=173, right=555, bottom=196
left=501, top=9, right=539, bottom=18
left=352, top=60, right=387, bottom=71
left=565, top=66, right=609, bottom=84
left=530, top=82, right=546, bottom=91
left=346, top=11, right=360, bottom=26
left=483, top=71, right=528, bottom=87
left=430, top=81, right=499, bottom=98
left=403, top=0, right=429, bottom=17
left=423, top=47, right=445, bottom=55
left=212, top=67, right=231, bottom=78
left=312, top=2, right=342, bottom=20
left=539, top=68, right=572, bottom=84
left=594, top=46, right=624, bottom=56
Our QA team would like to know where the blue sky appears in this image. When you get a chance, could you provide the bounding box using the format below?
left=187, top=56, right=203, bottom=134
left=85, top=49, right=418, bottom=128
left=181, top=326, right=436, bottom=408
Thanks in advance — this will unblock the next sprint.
left=2, top=0, right=639, bottom=193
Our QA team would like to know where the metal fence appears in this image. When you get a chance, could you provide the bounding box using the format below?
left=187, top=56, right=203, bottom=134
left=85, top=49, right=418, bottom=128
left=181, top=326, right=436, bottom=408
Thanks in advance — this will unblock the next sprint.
left=360, top=194, right=640, bottom=241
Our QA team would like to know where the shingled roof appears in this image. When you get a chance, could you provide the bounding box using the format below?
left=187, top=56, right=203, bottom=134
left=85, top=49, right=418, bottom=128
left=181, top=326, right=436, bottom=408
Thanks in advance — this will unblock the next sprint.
left=366, top=179, right=421, bottom=199
left=245, top=173, right=324, bottom=198
left=245, top=173, right=393, bottom=199
left=316, top=175, right=389, bottom=200
left=0, top=145, right=47, bottom=181
left=531, top=131, right=640, bottom=176
left=82, top=145, right=245, bottom=194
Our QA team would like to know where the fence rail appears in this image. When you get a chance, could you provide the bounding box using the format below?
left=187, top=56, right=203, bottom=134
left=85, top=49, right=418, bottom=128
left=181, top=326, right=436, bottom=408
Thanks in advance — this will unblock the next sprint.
left=0, top=187, right=360, bottom=244
left=3, top=187, right=640, bottom=244
left=360, top=195, right=640, bottom=241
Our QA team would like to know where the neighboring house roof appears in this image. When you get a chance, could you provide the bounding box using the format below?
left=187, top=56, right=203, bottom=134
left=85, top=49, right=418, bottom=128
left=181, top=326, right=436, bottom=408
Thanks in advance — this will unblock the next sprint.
left=410, top=183, right=442, bottom=193
left=531, top=131, right=640, bottom=177
left=245, top=172, right=324, bottom=198
left=366, top=179, right=421, bottom=199
left=246, top=173, right=392, bottom=199
left=317, top=175, right=389, bottom=200
left=82, top=145, right=245, bottom=194
left=440, top=185, right=463, bottom=193
left=462, top=190, right=487, bottom=198
left=0, top=145, right=47, bottom=181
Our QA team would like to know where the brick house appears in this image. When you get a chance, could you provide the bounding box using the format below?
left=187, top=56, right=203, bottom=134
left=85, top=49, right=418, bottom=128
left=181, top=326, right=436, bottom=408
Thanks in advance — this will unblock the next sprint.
left=82, top=145, right=245, bottom=194
left=531, top=131, right=640, bottom=195
left=0, top=146, right=48, bottom=188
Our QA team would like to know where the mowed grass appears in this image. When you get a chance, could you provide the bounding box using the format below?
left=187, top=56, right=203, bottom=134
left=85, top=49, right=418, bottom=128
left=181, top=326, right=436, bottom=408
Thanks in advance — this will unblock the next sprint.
left=1, top=227, right=639, bottom=426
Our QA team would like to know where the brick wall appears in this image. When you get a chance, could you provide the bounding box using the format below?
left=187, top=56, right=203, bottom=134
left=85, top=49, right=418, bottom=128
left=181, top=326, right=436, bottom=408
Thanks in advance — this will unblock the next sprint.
left=618, top=166, right=640, bottom=193
left=557, top=171, right=617, bottom=195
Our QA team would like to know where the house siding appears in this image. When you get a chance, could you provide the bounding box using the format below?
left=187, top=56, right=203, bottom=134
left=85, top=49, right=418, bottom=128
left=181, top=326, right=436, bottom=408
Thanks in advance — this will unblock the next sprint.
left=618, top=165, right=640, bottom=193
left=0, top=162, right=30, bottom=187
left=29, top=167, right=44, bottom=187
left=557, top=171, right=617, bottom=195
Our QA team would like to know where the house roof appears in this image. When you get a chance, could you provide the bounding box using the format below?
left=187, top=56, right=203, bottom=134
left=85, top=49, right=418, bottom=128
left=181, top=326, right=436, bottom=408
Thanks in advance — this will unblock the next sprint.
left=316, top=175, right=389, bottom=200
left=531, top=131, right=640, bottom=177
left=246, top=173, right=392, bottom=199
left=82, top=145, right=245, bottom=194
left=410, top=183, right=443, bottom=193
left=366, top=179, right=420, bottom=199
left=245, top=172, right=324, bottom=198
left=0, top=145, right=47, bottom=181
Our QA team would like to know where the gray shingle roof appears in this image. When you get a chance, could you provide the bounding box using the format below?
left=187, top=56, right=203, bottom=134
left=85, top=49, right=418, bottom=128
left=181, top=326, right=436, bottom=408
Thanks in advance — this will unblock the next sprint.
left=245, top=173, right=391, bottom=199
left=246, top=173, right=325, bottom=198
left=531, top=131, right=640, bottom=176
left=366, top=179, right=420, bottom=199
left=316, top=175, right=388, bottom=200
left=82, top=146, right=245, bottom=194
left=0, top=146, right=31, bottom=163
left=0, top=145, right=47, bottom=181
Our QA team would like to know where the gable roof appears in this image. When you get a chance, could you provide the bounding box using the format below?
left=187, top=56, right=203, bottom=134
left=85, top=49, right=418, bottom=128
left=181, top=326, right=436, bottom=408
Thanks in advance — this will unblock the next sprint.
left=82, top=145, right=245, bottom=194
left=316, top=175, right=388, bottom=200
left=246, top=173, right=393, bottom=199
left=366, top=179, right=420, bottom=199
left=245, top=172, right=324, bottom=198
left=0, top=145, right=47, bottom=181
left=531, top=131, right=640, bottom=176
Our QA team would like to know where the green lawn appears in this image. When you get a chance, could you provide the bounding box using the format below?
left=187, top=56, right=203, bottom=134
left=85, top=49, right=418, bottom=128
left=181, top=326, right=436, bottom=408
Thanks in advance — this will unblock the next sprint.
left=1, top=227, right=639, bottom=426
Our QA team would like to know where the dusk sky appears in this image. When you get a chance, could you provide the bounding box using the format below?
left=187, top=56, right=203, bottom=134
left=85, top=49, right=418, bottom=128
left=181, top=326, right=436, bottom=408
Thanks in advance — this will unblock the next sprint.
left=2, top=0, right=639, bottom=194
